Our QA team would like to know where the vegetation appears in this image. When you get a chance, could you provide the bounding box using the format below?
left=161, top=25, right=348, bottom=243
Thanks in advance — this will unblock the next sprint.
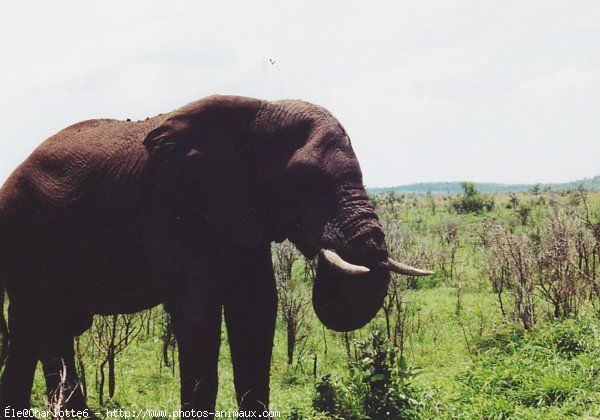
left=368, top=175, right=600, bottom=195
left=2, top=186, right=600, bottom=418
left=450, top=182, right=495, bottom=214
left=454, top=318, right=600, bottom=418
left=312, top=332, right=426, bottom=419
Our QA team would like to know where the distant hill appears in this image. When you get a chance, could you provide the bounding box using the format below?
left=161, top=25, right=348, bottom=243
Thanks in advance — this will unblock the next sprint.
left=368, top=175, right=600, bottom=195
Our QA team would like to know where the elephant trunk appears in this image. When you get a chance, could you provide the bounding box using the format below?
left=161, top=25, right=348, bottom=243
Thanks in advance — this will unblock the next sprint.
left=312, top=184, right=391, bottom=331
left=312, top=183, right=433, bottom=331
left=322, top=184, right=388, bottom=262
left=318, top=184, right=432, bottom=276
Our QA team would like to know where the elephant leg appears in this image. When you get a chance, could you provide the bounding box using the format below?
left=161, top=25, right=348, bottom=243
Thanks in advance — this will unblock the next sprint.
left=0, top=333, right=38, bottom=410
left=168, top=283, right=223, bottom=414
left=224, top=246, right=277, bottom=412
left=40, top=335, right=87, bottom=411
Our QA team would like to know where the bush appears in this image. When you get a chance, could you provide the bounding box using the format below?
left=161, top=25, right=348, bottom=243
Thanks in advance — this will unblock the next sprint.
left=313, top=375, right=339, bottom=416
left=451, top=182, right=494, bottom=214
left=351, top=332, right=424, bottom=419
left=312, top=331, right=429, bottom=419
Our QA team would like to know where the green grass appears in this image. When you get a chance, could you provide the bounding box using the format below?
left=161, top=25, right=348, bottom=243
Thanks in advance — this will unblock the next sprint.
left=11, top=189, right=600, bottom=418
left=451, top=318, right=600, bottom=418
left=20, top=286, right=502, bottom=418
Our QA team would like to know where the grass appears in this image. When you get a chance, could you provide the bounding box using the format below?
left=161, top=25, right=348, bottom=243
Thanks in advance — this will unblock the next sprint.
left=18, top=286, right=506, bottom=417
left=451, top=318, right=600, bottom=418
left=7, top=189, right=600, bottom=418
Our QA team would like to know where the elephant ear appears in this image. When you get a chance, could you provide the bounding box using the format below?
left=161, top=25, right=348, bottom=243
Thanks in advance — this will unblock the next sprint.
left=141, top=96, right=269, bottom=250
left=143, top=95, right=262, bottom=164
left=143, top=117, right=198, bottom=166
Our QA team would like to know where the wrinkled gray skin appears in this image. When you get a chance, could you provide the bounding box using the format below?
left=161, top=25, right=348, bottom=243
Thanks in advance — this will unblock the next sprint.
left=0, top=95, right=392, bottom=414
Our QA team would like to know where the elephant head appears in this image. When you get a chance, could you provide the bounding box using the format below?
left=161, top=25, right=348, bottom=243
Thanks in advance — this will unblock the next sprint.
left=144, top=95, right=432, bottom=332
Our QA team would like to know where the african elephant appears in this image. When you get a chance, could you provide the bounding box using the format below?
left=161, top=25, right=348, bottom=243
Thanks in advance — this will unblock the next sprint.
left=0, top=95, right=431, bottom=415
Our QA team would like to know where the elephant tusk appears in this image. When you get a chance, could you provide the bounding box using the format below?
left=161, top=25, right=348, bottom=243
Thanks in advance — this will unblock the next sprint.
left=319, top=249, right=370, bottom=276
left=383, top=259, right=434, bottom=276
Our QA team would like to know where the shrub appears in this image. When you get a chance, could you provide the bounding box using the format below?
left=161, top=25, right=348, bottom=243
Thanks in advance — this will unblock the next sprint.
left=350, top=332, right=423, bottom=419
left=451, top=182, right=494, bottom=214
left=312, top=331, right=428, bottom=419
left=313, top=375, right=339, bottom=416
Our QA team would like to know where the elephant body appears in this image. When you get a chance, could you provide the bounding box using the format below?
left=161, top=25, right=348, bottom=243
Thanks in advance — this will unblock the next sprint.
left=0, top=95, right=428, bottom=414
left=1, top=118, right=161, bottom=318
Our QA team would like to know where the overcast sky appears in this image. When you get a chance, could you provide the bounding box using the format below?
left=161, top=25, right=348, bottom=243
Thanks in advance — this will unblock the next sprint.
left=1, top=1, right=598, bottom=187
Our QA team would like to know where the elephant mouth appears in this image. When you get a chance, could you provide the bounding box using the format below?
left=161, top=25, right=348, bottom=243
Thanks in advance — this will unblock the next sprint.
left=311, top=248, right=433, bottom=332
left=312, top=257, right=389, bottom=332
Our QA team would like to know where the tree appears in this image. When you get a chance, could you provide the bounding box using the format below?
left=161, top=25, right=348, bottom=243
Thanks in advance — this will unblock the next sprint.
left=385, top=191, right=398, bottom=212
left=161, top=310, right=177, bottom=375
left=91, top=313, right=146, bottom=403
left=451, top=182, right=494, bottom=214
left=481, top=225, right=535, bottom=330
left=530, top=184, right=541, bottom=196
left=273, top=241, right=310, bottom=365
left=436, top=218, right=459, bottom=282
left=426, top=190, right=436, bottom=215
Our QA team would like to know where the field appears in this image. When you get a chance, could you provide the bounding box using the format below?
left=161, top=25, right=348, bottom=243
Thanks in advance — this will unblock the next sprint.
left=15, top=186, right=600, bottom=418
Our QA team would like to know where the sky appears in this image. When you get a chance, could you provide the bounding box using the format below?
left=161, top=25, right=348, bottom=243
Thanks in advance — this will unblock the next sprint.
left=0, top=1, right=598, bottom=188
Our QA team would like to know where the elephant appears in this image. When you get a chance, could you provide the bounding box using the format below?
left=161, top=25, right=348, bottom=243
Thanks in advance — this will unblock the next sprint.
left=0, top=95, right=431, bottom=415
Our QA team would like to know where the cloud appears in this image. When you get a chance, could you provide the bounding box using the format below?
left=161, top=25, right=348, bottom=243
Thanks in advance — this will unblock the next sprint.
left=516, top=67, right=600, bottom=103
left=0, top=1, right=599, bottom=186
